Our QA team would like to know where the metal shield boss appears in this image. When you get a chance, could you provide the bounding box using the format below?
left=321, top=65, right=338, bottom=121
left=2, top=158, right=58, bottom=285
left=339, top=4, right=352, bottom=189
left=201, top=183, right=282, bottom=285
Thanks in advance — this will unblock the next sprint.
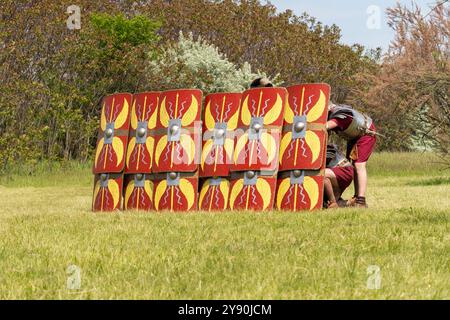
left=93, top=93, right=132, bottom=173
left=125, top=92, right=160, bottom=174
left=92, top=173, right=123, bottom=212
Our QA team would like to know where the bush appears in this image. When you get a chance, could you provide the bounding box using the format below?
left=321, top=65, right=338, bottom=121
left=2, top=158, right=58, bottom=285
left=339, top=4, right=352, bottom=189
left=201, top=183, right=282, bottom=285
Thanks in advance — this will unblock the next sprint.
left=146, top=32, right=272, bottom=94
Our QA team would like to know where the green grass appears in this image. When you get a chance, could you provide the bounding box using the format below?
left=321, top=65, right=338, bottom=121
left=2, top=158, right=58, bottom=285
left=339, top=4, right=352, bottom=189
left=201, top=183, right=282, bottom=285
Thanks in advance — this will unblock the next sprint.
left=0, top=153, right=449, bottom=299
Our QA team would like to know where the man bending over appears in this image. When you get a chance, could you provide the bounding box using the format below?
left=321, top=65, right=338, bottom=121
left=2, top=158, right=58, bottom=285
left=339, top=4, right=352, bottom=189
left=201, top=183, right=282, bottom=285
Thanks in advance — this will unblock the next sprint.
left=326, top=103, right=377, bottom=208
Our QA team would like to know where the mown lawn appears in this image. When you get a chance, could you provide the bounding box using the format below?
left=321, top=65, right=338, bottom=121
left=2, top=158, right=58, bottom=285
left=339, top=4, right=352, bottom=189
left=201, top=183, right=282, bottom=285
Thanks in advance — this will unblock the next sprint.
left=0, top=153, right=448, bottom=299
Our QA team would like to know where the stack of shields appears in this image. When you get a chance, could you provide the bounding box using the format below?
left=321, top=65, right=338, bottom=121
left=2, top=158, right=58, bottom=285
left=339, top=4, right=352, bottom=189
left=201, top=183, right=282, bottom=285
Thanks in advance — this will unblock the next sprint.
left=92, top=93, right=132, bottom=212
left=276, top=84, right=330, bottom=211
left=228, top=87, right=288, bottom=211
left=123, top=92, right=160, bottom=211
left=152, top=89, right=203, bottom=212
left=92, top=84, right=330, bottom=212
left=198, top=93, right=242, bottom=211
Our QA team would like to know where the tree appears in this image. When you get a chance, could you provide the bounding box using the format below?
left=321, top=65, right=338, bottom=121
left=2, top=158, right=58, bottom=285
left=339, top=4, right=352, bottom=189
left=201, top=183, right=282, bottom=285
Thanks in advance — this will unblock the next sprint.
left=142, top=0, right=376, bottom=102
left=350, top=1, right=449, bottom=161
left=0, top=1, right=162, bottom=169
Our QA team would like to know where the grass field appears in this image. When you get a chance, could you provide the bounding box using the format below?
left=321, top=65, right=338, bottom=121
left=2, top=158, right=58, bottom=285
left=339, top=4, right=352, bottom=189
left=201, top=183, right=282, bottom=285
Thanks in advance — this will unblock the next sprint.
left=0, top=152, right=449, bottom=299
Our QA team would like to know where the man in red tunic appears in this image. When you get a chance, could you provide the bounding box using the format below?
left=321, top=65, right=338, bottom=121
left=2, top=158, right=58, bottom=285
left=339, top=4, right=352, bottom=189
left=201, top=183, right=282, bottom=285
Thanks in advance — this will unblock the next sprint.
left=326, top=103, right=377, bottom=208
left=324, top=145, right=354, bottom=209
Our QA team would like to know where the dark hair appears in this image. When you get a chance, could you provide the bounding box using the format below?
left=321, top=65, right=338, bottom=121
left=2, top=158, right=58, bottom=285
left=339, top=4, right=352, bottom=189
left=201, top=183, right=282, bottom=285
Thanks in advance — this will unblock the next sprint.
left=250, top=77, right=273, bottom=88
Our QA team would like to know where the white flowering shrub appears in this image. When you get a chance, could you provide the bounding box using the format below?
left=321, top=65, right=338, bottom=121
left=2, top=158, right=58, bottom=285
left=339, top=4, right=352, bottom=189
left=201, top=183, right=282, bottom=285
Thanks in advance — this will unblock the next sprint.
left=148, top=32, right=278, bottom=94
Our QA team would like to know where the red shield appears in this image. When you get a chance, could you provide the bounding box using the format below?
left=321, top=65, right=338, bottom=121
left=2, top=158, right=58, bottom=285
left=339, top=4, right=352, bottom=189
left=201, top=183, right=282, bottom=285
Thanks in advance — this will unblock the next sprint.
left=198, top=178, right=230, bottom=211
left=93, top=93, right=132, bottom=173
left=276, top=170, right=324, bottom=211
left=92, top=173, right=123, bottom=212
left=279, top=84, right=330, bottom=171
left=125, top=92, right=160, bottom=174
left=152, top=89, right=202, bottom=173
left=153, top=172, right=198, bottom=212
left=200, top=93, right=242, bottom=177
left=228, top=173, right=277, bottom=211
left=232, top=87, right=287, bottom=172
left=123, top=174, right=154, bottom=211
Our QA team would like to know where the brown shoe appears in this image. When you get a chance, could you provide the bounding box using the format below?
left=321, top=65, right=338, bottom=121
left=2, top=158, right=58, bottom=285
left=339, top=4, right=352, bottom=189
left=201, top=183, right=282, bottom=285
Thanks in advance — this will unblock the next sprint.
left=327, top=201, right=339, bottom=209
left=353, top=197, right=368, bottom=208
left=337, top=198, right=348, bottom=207
left=346, top=196, right=357, bottom=207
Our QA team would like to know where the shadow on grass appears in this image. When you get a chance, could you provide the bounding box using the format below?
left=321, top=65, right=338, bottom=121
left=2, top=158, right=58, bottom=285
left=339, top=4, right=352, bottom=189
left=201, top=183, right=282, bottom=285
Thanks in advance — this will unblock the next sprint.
left=405, top=177, right=450, bottom=186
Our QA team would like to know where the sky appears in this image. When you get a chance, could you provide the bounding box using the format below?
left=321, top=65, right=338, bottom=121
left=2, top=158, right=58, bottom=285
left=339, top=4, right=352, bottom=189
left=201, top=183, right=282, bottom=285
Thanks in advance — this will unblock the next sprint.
left=269, top=0, right=439, bottom=51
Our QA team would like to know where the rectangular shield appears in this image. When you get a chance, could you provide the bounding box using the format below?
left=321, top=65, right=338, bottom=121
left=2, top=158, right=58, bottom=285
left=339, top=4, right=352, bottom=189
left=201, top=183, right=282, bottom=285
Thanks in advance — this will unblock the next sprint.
left=125, top=92, right=160, bottom=174
left=279, top=84, right=330, bottom=171
left=123, top=174, right=154, bottom=211
left=92, top=173, right=123, bottom=212
left=93, top=93, right=132, bottom=174
left=228, top=171, right=277, bottom=211
left=232, top=87, right=287, bottom=172
left=198, top=177, right=231, bottom=211
left=152, top=89, right=203, bottom=173
left=153, top=172, right=199, bottom=212
left=275, top=170, right=325, bottom=211
left=200, top=93, right=242, bottom=177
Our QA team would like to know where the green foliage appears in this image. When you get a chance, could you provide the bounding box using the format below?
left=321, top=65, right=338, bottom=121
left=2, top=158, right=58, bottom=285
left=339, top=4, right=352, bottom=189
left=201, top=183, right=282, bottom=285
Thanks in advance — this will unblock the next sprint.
left=90, top=13, right=161, bottom=48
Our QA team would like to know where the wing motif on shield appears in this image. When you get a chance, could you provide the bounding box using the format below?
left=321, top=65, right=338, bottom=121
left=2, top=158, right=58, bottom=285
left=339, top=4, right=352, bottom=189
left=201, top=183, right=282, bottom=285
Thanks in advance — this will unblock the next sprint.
left=124, top=174, right=154, bottom=210
left=228, top=175, right=276, bottom=211
left=153, top=90, right=202, bottom=173
left=153, top=174, right=198, bottom=212
left=125, top=92, right=160, bottom=174
left=92, top=174, right=123, bottom=211
left=94, top=94, right=132, bottom=173
left=276, top=170, right=325, bottom=211
left=198, top=178, right=230, bottom=211
left=232, top=88, right=287, bottom=172
left=279, top=84, right=330, bottom=171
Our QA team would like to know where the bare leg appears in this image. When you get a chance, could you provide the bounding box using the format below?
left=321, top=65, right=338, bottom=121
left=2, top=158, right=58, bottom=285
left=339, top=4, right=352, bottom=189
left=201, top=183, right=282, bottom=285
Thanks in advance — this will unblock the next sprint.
left=324, top=178, right=336, bottom=203
left=354, top=162, right=367, bottom=197
left=324, top=169, right=342, bottom=208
